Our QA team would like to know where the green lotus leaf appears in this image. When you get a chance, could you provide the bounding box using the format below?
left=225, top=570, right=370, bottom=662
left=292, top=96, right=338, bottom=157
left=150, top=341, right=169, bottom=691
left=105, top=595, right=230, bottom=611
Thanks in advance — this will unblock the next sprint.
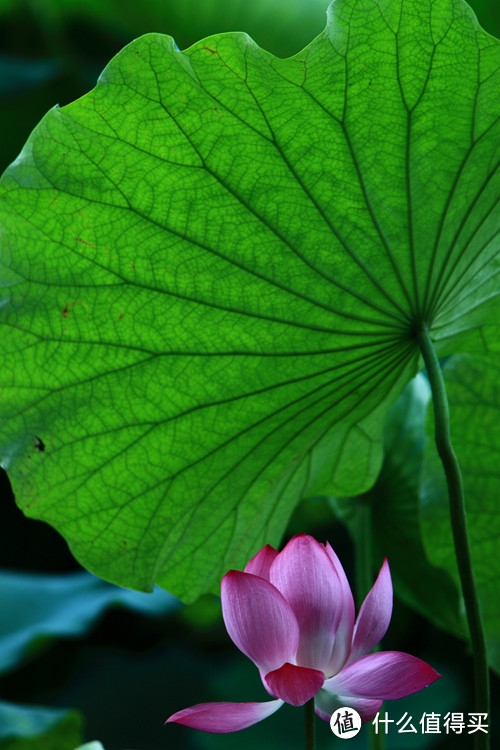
left=1, top=0, right=499, bottom=599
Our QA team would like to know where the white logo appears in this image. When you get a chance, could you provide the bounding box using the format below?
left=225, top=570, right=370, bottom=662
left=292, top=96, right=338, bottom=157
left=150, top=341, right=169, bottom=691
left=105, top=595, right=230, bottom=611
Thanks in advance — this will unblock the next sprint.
left=330, top=707, right=362, bottom=738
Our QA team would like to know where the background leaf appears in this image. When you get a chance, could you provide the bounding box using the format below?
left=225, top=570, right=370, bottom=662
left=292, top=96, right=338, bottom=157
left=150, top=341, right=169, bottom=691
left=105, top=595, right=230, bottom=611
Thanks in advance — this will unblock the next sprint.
left=421, top=352, right=500, bottom=672
left=329, top=374, right=466, bottom=639
left=330, top=348, right=500, bottom=674
left=1, top=0, right=499, bottom=600
left=0, top=701, right=82, bottom=750
left=0, top=570, right=178, bottom=674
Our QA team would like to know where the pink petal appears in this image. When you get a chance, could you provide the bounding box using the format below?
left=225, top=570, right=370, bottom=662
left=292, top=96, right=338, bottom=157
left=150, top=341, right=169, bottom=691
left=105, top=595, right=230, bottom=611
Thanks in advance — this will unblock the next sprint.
left=314, top=688, right=382, bottom=723
left=269, top=534, right=342, bottom=671
left=166, top=699, right=284, bottom=733
left=324, top=542, right=355, bottom=674
left=324, top=651, right=441, bottom=700
left=349, top=558, right=392, bottom=662
left=265, top=662, right=325, bottom=706
left=244, top=545, right=278, bottom=580
left=221, top=570, right=299, bottom=673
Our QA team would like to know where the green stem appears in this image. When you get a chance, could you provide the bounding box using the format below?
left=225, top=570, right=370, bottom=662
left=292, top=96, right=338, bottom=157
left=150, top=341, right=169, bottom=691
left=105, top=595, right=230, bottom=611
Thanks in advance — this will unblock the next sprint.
left=304, top=698, right=316, bottom=750
left=417, top=327, right=490, bottom=750
left=356, top=501, right=386, bottom=750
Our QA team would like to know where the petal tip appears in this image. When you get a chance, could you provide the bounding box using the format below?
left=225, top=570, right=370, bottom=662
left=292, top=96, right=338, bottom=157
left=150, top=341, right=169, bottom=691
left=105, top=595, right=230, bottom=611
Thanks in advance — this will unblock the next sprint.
left=165, top=701, right=284, bottom=733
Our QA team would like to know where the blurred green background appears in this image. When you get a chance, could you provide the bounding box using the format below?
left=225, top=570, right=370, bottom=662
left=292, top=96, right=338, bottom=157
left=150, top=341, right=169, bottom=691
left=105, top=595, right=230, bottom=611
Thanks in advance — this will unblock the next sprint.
left=1, top=1, right=499, bottom=748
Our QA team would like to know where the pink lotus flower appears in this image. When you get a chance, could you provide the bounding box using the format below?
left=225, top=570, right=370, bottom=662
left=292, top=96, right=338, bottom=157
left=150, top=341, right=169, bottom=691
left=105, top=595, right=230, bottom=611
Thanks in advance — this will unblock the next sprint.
left=166, top=534, right=440, bottom=733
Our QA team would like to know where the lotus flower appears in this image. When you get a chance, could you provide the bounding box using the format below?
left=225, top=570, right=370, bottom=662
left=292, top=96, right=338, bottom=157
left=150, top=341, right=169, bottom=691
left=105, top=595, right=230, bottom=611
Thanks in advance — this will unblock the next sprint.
left=166, top=534, right=440, bottom=733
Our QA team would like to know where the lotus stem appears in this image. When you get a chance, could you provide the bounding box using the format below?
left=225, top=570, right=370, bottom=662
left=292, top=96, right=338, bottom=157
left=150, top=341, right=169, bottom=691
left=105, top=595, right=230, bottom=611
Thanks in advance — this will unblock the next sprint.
left=417, top=326, right=490, bottom=750
left=304, top=697, right=316, bottom=750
